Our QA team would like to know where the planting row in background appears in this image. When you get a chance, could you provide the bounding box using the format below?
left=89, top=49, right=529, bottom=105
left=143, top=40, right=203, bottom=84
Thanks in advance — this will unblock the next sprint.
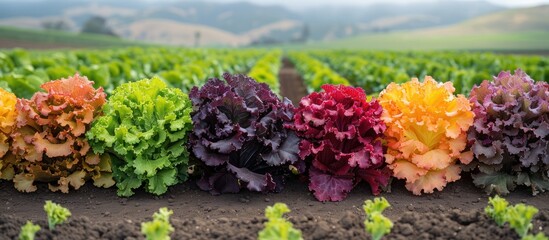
left=0, top=65, right=546, bottom=201
left=12, top=196, right=549, bottom=240
left=0, top=48, right=282, bottom=98
left=288, top=51, right=549, bottom=94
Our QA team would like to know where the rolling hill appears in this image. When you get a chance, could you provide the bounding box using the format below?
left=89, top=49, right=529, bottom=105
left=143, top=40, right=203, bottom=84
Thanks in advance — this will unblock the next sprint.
left=294, top=5, right=549, bottom=51
left=0, top=26, right=149, bottom=49
left=0, top=0, right=504, bottom=47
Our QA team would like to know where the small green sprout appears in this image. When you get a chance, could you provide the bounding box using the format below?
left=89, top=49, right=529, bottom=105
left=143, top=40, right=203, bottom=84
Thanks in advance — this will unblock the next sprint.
left=523, top=233, right=549, bottom=240
left=363, top=197, right=393, bottom=240
left=363, top=197, right=391, bottom=216
left=44, top=201, right=71, bottom=230
left=485, top=195, right=509, bottom=226
left=506, top=204, right=539, bottom=238
left=485, top=196, right=541, bottom=238
left=18, top=221, right=40, bottom=240
left=141, top=207, right=174, bottom=240
left=258, top=203, right=303, bottom=240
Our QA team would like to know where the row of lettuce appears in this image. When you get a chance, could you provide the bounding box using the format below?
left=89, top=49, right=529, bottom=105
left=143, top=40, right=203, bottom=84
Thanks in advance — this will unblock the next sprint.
left=0, top=66, right=547, bottom=202
left=0, top=48, right=282, bottom=98
left=290, top=51, right=549, bottom=95
left=15, top=196, right=548, bottom=240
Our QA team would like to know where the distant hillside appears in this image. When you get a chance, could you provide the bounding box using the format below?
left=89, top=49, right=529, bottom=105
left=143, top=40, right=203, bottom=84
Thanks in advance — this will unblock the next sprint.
left=0, top=26, right=147, bottom=49
left=421, top=5, right=549, bottom=34
left=300, top=0, right=504, bottom=40
left=293, top=5, right=549, bottom=51
left=0, top=0, right=504, bottom=46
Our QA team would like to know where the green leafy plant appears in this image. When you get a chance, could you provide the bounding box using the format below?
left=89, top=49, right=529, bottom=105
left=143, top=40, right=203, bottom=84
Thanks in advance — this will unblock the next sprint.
left=258, top=203, right=303, bottom=240
left=44, top=201, right=71, bottom=230
left=363, top=197, right=393, bottom=240
left=141, top=208, right=174, bottom=240
left=87, top=77, right=193, bottom=197
left=484, top=196, right=541, bottom=238
left=523, top=233, right=549, bottom=240
left=507, top=204, right=539, bottom=238
left=18, top=221, right=40, bottom=240
left=485, top=195, right=509, bottom=226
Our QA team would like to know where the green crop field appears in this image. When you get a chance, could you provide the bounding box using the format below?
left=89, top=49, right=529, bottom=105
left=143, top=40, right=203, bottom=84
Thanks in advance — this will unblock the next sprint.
left=0, top=26, right=148, bottom=49
left=281, top=31, right=549, bottom=51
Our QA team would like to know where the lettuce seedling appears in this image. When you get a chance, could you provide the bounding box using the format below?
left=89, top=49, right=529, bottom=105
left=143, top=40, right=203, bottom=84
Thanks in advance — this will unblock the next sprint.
left=506, top=204, right=539, bottom=238
left=523, top=233, right=549, bottom=240
left=18, top=221, right=40, bottom=240
left=363, top=197, right=393, bottom=240
left=485, top=195, right=509, bottom=226
left=363, top=197, right=391, bottom=216
left=485, top=196, right=541, bottom=238
left=44, top=201, right=71, bottom=230
left=141, top=208, right=174, bottom=240
left=258, top=203, right=303, bottom=240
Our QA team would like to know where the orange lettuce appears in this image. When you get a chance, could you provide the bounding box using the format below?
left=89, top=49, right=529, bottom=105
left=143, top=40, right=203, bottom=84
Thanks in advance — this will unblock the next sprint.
left=10, top=74, right=114, bottom=193
left=378, top=76, right=474, bottom=195
left=0, top=88, right=17, bottom=180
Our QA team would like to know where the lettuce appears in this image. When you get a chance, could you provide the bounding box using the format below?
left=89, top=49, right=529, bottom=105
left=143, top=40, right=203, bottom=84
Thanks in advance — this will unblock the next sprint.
left=190, top=73, right=300, bottom=195
left=290, top=84, right=390, bottom=201
left=18, top=221, right=40, bottom=240
left=0, top=87, right=17, bottom=180
left=87, top=77, right=193, bottom=197
left=141, top=208, right=174, bottom=240
left=258, top=203, right=303, bottom=240
left=378, top=77, right=475, bottom=195
left=44, top=200, right=71, bottom=230
left=467, top=69, right=549, bottom=195
left=363, top=197, right=393, bottom=240
left=10, top=74, right=113, bottom=193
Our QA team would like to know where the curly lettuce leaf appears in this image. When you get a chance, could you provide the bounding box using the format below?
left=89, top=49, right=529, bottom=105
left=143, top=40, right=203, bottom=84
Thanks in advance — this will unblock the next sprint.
left=190, top=73, right=300, bottom=195
left=379, top=76, right=474, bottom=195
left=468, top=69, right=549, bottom=195
left=291, top=84, right=389, bottom=201
left=87, top=77, right=193, bottom=197
left=10, top=74, right=112, bottom=193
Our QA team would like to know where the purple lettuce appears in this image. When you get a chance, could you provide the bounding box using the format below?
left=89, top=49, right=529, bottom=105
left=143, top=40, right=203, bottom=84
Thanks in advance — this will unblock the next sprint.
left=190, top=73, right=301, bottom=195
left=467, top=69, right=549, bottom=195
left=290, top=84, right=390, bottom=202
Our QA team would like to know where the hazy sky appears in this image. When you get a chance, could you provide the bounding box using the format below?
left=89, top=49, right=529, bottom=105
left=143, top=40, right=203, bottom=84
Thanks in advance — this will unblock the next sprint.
left=209, top=0, right=549, bottom=9
left=1, top=0, right=549, bottom=9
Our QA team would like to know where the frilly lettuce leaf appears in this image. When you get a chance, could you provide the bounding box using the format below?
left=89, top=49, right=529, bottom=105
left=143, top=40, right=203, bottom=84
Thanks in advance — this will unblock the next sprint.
left=291, top=84, right=390, bottom=201
left=379, top=76, right=474, bottom=195
left=190, top=73, right=300, bottom=195
left=87, top=77, right=193, bottom=197
left=10, top=74, right=112, bottom=193
left=468, top=69, right=549, bottom=195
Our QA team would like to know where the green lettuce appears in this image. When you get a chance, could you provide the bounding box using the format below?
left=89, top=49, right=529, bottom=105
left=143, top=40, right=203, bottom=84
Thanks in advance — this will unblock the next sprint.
left=141, top=208, right=174, bottom=240
left=363, top=198, right=393, bottom=240
left=18, top=221, right=40, bottom=240
left=258, top=203, right=303, bottom=240
left=87, top=77, right=193, bottom=197
left=44, top=201, right=71, bottom=230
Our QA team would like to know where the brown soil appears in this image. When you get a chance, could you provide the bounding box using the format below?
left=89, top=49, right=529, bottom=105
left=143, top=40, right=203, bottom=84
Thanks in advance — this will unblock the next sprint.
left=1, top=59, right=548, bottom=239
left=0, top=185, right=548, bottom=240
left=279, top=57, right=308, bottom=104
left=1, top=177, right=548, bottom=239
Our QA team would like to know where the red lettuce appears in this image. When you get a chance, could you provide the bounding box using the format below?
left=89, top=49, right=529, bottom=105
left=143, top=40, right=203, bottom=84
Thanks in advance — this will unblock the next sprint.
left=190, top=73, right=300, bottom=195
left=467, top=69, right=549, bottom=195
left=290, top=84, right=390, bottom=201
left=10, top=74, right=114, bottom=193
